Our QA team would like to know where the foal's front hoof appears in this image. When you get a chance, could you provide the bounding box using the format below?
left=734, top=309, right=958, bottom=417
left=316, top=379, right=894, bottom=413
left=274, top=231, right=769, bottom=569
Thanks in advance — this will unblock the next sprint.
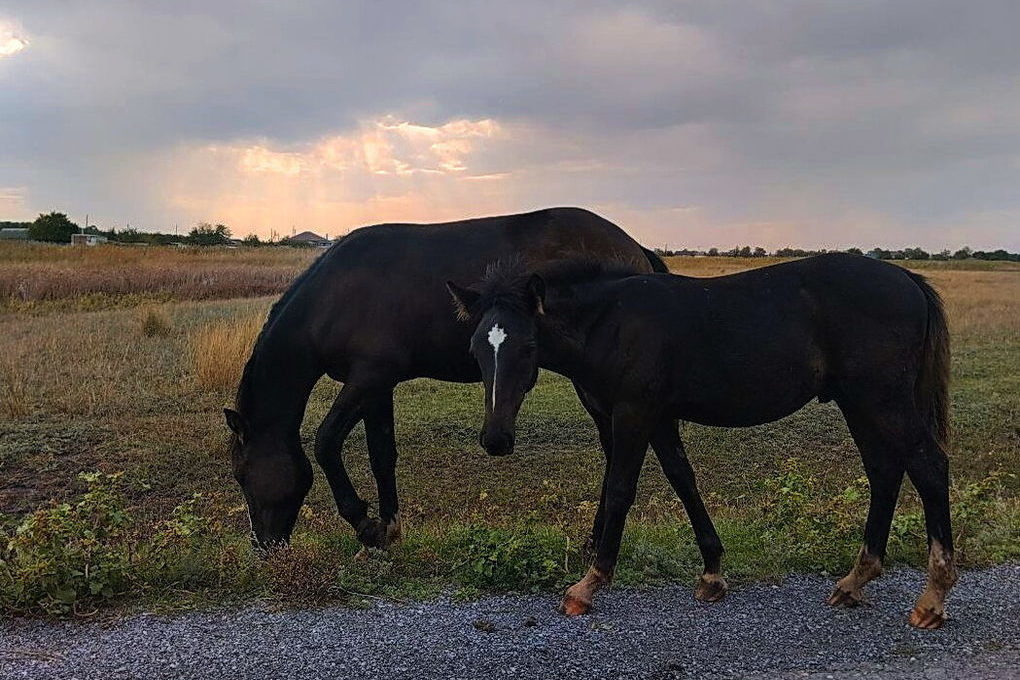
left=827, top=584, right=865, bottom=608
left=694, top=573, right=728, bottom=603
left=559, top=592, right=592, bottom=617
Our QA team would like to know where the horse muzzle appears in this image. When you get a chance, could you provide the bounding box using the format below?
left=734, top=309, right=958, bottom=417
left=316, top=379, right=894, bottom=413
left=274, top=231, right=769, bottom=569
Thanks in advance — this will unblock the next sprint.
left=480, top=428, right=515, bottom=456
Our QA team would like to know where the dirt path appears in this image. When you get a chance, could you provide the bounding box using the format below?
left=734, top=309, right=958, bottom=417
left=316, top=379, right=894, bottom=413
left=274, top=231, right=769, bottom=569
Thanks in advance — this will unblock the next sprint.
left=2, top=564, right=1017, bottom=679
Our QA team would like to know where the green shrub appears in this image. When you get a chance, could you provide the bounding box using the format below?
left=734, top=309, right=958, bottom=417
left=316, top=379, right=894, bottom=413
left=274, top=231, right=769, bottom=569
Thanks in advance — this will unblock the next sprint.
left=0, top=472, right=133, bottom=614
left=758, top=458, right=864, bottom=571
left=446, top=525, right=573, bottom=592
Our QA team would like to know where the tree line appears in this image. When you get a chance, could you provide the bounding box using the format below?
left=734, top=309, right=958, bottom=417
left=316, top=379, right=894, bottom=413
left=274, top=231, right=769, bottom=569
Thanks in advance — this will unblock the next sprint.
left=6, top=213, right=281, bottom=247
left=655, top=245, right=1020, bottom=262
left=5, top=212, right=1018, bottom=260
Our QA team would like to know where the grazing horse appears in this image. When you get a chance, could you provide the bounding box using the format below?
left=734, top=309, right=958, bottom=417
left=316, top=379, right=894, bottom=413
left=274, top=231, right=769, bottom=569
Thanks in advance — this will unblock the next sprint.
left=223, top=207, right=665, bottom=553
left=448, top=254, right=956, bottom=629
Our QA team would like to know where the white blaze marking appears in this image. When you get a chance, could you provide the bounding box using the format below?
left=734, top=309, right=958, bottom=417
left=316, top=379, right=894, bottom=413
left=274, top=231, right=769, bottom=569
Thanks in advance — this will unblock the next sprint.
left=487, top=324, right=507, bottom=407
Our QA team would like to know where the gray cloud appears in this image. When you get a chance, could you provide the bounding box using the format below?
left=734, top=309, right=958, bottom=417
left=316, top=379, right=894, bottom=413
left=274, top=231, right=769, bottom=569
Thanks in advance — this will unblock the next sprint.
left=1, top=0, right=1018, bottom=248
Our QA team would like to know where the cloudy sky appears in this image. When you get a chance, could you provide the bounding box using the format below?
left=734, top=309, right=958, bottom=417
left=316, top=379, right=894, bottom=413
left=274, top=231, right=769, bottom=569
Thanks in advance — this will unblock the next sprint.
left=1, top=1, right=1018, bottom=249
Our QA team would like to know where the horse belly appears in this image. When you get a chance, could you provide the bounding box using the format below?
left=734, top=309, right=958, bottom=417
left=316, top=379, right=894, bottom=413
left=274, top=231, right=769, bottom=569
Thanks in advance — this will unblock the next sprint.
left=672, top=346, right=825, bottom=428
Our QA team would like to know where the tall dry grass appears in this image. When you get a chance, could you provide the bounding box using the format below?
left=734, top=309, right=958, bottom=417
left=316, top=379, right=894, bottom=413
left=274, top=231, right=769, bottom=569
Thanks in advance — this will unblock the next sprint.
left=923, top=270, right=1020, bottom=341
left=0, top=242, right=317, bottom=304
left=0, top=355, right=30, bottom=419
left=191, top=312, right=265, bottom=391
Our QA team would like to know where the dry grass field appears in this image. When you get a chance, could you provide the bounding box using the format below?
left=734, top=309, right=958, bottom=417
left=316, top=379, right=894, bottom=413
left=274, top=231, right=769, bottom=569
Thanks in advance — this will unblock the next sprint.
left=0, top=242, right=316, bottom=311
left=0, top=243, right=1016, bottom=614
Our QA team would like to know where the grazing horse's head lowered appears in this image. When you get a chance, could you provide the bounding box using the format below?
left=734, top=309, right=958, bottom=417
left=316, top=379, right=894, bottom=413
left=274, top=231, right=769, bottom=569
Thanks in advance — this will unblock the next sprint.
left=447, top=261, right=547, bottom=456
left=224, top=408, right=313, bottom=553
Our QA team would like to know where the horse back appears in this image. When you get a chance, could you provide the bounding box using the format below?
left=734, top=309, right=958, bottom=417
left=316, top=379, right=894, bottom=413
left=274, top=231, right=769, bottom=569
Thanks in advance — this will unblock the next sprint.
left=588, top=254, right=930, bottom=426
left=275, top=208, right=656, bottom=383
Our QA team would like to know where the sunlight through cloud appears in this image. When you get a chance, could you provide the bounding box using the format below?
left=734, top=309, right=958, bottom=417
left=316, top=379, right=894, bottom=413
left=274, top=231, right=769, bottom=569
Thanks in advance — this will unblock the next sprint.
left=0, top=21, right=29, bottom=57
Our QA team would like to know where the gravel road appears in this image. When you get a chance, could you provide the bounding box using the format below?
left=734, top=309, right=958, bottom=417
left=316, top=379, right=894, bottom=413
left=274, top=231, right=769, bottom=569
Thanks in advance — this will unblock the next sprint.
left=2, top=564, right=1018, bottom=679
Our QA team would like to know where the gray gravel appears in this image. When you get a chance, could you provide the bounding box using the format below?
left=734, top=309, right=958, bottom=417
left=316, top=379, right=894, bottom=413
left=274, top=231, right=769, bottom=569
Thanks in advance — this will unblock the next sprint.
left=2, top=564, right=1018, bottom=679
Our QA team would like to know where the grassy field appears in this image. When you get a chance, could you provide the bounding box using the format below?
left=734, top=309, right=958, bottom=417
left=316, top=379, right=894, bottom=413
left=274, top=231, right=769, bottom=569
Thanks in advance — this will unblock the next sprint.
left=0, top=243, right=1017, bottom=615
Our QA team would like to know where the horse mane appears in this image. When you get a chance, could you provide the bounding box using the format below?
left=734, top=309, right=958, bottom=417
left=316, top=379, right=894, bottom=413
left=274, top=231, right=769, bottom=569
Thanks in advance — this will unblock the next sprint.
left=472, top=255, right=640, bottom=314
left=235, top=238, right=344, bottom=411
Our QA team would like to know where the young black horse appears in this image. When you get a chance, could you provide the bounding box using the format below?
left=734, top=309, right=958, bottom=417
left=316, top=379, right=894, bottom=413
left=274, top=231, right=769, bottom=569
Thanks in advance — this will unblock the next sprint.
left=448, top=254, right=955, bottom=629
left=223, top=207, right=664, bottom=553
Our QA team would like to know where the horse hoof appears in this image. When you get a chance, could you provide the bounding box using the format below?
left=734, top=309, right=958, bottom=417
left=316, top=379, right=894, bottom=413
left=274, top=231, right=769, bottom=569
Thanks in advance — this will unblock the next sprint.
left=694, top=574, right=728, bottom=603
left=356, top=517, right=390, bottom=549
left=827, top=585, right=864, bottom=608
left=559, top=593, right=592, bottom=617
left=909, top=605, right=945, bottom=630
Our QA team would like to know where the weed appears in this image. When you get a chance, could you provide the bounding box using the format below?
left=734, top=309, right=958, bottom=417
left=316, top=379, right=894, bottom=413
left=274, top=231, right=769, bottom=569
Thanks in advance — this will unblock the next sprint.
left=139, top=306, right=172, bottom=337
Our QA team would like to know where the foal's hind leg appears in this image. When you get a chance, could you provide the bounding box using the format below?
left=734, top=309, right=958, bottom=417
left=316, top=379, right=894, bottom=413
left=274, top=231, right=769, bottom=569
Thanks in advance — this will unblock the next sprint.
left=832, top=397, right=956, bottom=628
left=828, top=402, right=904, bottom=607
left=904, top=437, right=956, bottom=629
left=650, top=421, right=726, bottom=602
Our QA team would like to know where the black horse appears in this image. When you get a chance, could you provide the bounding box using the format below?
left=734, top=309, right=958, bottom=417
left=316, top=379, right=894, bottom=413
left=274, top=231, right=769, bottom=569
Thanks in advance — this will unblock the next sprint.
left=448, top=254, right=955, bottom=629
left=223, top=207, right=664, bottom=553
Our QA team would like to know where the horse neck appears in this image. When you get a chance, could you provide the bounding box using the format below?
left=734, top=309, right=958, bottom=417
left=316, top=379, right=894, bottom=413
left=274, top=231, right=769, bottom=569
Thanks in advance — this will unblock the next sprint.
left=236, top=330, right=322, bottom=438
left=536, top=282, right=605, bottom=377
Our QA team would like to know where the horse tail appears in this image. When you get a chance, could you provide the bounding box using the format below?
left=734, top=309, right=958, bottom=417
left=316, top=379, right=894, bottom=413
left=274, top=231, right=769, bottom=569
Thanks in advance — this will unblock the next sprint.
left=906, top=270, right=951, bottom=451
left=641, top=246, right=670, bottom=273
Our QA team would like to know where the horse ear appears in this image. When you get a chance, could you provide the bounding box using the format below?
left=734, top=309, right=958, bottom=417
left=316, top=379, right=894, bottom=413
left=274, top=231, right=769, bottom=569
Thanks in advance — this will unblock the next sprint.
left=446, top=281, right=480, bottom=321
left=527, top=274, right=545, bottom=315
left=223, top=408, right=248, bottom=443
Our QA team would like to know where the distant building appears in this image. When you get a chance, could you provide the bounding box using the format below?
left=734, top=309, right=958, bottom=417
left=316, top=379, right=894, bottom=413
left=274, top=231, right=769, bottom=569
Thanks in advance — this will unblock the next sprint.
left=284, top=231, right=332, bottom=247
left=0, top=228, right=29, bottom=240
left=71, top=233, right=109, bottom=246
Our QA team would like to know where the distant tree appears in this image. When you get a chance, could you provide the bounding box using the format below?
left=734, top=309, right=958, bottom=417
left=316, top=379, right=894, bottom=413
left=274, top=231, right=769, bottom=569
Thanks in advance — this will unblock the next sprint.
left=242, top=233, right=263, bottom=247
left=117, top=227, right=146, bottom=243
left=932, top=249, right=951, bottom=261
left=188, top=222, right=232, bottom=246
left=707, top=247, right=719, bottom=257
left=845, top=247, right=863, bottom=256
left=29, top=212, right=79, bottom=243
left=752, top=247, right=768, bottom=258
left=952, top=247, right=972, bottom=260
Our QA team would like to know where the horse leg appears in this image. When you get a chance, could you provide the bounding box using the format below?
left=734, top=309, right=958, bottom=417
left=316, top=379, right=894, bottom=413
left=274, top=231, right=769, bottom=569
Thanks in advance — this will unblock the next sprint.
left=573, top=384, right=612, bottom=559
left=828, top=401, right=905, bottom=607
left=361, top=388, right=402, bottom=551
left=831, top=396, right=956, bottom=628
left=649, top=420, right=726, bottom=602
left=561, top=404, right=650, bottom=616
left=904, top=433, right=956, bottom=629
left=314, top=380, right=380, bottom=547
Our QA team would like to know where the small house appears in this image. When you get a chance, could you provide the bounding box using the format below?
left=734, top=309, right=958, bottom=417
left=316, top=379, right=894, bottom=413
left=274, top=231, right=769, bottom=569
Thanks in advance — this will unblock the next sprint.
left=70, top=233, right=109, bottom=246
left=285, top=231, right=332, bottom=248
left=0, top=228, right=29, bottom=240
